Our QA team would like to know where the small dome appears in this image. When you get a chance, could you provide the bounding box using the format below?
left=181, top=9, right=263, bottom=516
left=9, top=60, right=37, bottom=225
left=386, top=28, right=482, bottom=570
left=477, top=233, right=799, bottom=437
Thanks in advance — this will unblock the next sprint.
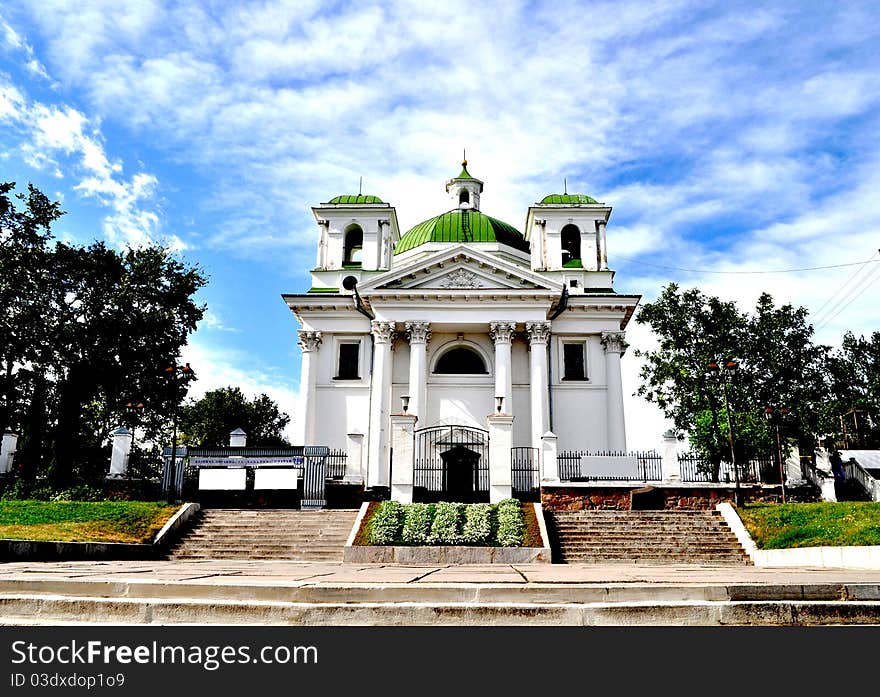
left=326, top=194, right=385, bottom=204
left=395, top=209, right=529, bottom=255
left=540, top=193, right=599, bottom=204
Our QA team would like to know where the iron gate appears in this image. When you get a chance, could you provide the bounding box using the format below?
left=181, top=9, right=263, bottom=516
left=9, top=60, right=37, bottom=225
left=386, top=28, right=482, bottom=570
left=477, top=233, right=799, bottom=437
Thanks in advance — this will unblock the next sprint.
left=414, top=425, right=489, bottom=502
left=511, top=446, right=540, bottom=500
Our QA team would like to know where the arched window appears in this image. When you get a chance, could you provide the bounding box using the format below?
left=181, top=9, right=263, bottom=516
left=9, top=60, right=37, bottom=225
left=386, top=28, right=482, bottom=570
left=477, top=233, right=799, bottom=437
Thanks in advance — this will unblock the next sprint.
left=343, top=225, right=363, bottom=266
left=434, top=346, right=487, bottom=374
left=561, top=224, right=581, bottom=267
left=459, top=190, right=470, bottom=205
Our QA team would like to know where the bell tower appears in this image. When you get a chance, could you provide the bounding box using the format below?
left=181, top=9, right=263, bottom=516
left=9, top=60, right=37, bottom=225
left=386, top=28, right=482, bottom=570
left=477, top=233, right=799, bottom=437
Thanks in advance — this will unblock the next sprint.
left=445, top=155, right=483, bottom=211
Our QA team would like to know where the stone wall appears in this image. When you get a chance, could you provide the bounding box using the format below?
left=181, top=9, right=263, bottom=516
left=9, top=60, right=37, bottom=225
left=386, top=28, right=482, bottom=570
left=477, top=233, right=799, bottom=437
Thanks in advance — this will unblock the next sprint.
left=541, top=484, right=820, bottom=510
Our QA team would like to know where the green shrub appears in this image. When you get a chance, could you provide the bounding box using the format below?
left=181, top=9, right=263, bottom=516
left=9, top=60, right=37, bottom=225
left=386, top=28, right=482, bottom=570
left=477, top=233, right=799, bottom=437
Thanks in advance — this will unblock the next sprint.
left=401, top=503, right=435, bottom=544
left=495, top=498, right=524, bottom=546
left=428, top=502, right=464, bottom=545
left=50, top=485, right=105, bottom=502
left=368, top=501, right=403, bottom=545
left=461, top=503, right=492, bottom=544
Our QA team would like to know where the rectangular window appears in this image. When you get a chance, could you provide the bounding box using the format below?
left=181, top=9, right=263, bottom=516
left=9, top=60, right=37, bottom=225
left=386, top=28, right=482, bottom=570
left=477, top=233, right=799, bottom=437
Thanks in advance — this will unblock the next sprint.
left=562, top=342, right=586, bottom=381
left=336, top=343, right=360, bottom=379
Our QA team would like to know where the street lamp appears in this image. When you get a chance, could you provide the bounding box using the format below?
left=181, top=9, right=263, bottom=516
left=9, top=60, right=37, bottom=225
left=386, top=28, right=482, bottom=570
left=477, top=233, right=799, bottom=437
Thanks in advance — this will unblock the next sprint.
left=708, top=359, right=742, bottom=507
left=164, top=363, right=193, bottom=503
left=764, top=406, right=790, bottom=504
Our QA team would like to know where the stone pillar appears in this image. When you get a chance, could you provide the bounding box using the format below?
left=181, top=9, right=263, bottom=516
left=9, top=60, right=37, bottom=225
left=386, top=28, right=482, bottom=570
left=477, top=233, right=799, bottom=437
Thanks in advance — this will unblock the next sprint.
left=784, top=442, right=804, bottom=485
left=601, top=330, right=628, bottom=452
left=541, top=431, right=559, bottom=482
left=297, top=330, right=322, bottom=445
left=526, top=321, right=552, bottom=451
left=490, top=321, right=516, bottom=412
left=404, top=321, right=431, bottom=422
left=661, top=429, right=681, bottom=482
left=229, top=428, right=247, bottom=447
left=0, top=431, right=18, bottom=475
left=108, top=427, right=132, bottom=478
left=345, top=430, right=365, bottom=484
left=596, top=220, right=608, bottom=271
left=487, top=412, right=514, bottom=503
left=390, top=413, right=418, bottom=503
left=367, top=321, right=396, bottom=488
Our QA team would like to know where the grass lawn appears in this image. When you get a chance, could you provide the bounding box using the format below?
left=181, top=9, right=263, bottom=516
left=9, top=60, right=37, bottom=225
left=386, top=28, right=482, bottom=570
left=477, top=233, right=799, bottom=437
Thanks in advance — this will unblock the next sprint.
left=738, top=502, right=880, bottom=549
left=0, top=501, right=180, bottom=544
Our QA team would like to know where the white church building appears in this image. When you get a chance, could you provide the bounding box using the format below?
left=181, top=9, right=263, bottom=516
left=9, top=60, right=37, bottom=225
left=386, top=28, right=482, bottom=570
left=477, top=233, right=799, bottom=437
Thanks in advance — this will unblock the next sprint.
left=283, top=161, right=640, bottom=503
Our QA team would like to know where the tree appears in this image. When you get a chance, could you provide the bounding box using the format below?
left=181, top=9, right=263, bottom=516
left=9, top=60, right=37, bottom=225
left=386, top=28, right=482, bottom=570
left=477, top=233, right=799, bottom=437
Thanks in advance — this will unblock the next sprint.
left=177, top=387, right=291, bottom=448
left=824, top=332, right=880, bottom=447
left=635, top=284, right=831, bottom=477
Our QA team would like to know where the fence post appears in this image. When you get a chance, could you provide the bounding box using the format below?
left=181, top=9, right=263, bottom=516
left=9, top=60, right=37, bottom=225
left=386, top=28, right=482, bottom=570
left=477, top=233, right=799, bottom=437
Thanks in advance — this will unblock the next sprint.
left=229, top=428, right=247, bottom=447
left=661, top=429, right=681, bottom=482
left=108, top=427, right=132, bottom=478
left=487, top=412, right=514, bottom=503
left=389, top=414, right=418, bottom=503
left=783, top=441, right=804, bottom=485
left=0, top=431, right=18, bottom=475
left=345, top=430, right=365, bottom=484
left=541, top=431, right=559, bottom=482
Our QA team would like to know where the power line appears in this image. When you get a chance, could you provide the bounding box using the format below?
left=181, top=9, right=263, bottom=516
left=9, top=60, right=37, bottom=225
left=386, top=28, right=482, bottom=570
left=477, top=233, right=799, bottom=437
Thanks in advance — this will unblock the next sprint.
left=614, top=255, right=880, bottom=275
left=811, top=250, right=880, bottom=326
left=814, top=263, right=880, bottom=332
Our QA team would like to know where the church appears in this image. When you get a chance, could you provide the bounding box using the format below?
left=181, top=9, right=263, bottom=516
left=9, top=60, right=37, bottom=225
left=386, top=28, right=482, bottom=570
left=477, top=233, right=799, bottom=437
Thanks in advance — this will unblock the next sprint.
left=283, top=160, right=640, bottom=504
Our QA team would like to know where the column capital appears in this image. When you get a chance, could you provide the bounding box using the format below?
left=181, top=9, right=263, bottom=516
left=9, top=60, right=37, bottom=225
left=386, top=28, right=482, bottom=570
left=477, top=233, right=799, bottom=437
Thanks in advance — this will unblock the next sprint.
left=404, top=320, right=431, bottom=345
left=489, top=321, right=517, bottom=345
left=298, top=330, right=322, bottom=352
left=525, top=321, right=552, bottom=345
left=371, top=320, right=397, bottom=344
left=601, top=330, right=628, bottom=355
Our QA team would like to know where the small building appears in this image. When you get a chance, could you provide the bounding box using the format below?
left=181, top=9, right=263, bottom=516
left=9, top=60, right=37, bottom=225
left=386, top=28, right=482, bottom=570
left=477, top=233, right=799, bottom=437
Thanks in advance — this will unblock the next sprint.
left=283, top=160, right=640, bottom=503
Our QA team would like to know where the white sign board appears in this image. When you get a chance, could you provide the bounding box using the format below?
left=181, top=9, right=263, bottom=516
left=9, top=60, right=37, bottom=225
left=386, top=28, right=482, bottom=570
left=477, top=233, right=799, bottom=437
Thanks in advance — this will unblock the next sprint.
left=254, top=468, right=299, bottom=490
left=198, top=468, right=247, bottom=490
left=190, top=457, right=303, bottom=467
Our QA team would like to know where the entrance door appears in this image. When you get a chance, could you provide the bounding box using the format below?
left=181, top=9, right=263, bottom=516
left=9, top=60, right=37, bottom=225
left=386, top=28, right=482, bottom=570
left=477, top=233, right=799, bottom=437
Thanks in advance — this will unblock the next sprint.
left=441, top=446, right=480, bottom=501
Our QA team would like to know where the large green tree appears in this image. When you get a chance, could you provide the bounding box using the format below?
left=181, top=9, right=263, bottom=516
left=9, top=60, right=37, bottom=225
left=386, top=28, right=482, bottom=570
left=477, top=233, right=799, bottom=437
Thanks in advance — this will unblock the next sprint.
left=635, top=284, right=831, bottom=477
left=177, top=387, right=291, bottom=449
left=0, top=181, right=206, bottom=486
left=824, top=331, right=880, bottom=447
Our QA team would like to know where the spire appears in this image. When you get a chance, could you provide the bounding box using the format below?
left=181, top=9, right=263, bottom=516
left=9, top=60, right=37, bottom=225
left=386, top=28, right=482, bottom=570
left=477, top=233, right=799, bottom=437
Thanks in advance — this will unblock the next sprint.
left=458, top=149, right=472, bottom=179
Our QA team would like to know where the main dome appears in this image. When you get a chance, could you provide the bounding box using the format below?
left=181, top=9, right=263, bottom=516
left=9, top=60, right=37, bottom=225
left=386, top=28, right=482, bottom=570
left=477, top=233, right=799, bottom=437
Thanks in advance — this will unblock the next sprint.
left=394, top=209, right=530, bottom=255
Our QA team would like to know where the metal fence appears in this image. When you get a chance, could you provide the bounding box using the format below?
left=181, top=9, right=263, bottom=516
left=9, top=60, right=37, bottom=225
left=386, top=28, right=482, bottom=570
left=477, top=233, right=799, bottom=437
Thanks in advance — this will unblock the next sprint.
left=413, top=425, right=489, bottom=502
left=326, top=449, right=348, bottom=479
left=558, top=450, right=663, bottom=481
left=678, top=452, right=778, bottom=484
left=511, top=446, right=540, bottom=499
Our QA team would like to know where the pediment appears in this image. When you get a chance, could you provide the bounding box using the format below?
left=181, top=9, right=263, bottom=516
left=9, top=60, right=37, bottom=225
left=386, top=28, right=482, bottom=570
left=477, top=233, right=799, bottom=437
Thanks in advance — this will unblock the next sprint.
left=357, top=246, right=558, bottom=293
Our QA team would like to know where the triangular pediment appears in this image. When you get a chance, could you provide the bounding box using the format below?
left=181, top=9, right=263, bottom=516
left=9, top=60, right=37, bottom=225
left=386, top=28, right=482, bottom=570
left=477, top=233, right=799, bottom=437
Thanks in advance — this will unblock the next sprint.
left=358, top=246, right=558, bottom=293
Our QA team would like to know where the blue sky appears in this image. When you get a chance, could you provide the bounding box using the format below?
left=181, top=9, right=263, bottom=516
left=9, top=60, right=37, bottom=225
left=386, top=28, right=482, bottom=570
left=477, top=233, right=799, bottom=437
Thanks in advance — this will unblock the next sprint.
left=1, top=1, right=879, bottom=448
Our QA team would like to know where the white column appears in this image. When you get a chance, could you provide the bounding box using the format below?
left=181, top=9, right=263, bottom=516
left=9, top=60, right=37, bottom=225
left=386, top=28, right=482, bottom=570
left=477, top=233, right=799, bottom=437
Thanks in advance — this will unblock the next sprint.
left=0, top=431, right=18, bottom=475
left=297, top=330, right=322, bottom=445
left=661, top=429, right=681, bottom=482
left=541, top=431, right=559, bottom=482
left=601, top=330, right=627, bottom=452
left=390, top=413, right=418, bottom=502
left=345, top=430, right=365, bottom=484
left=784, top=442, right=804, bottom=485
left=487, top=412, right=514, bottom=503
left=526, top=321, right=551, bottom=451
left=229, top=428, right=247, bottom=447
left=367, top=320, right=396, bottom=488
left=489, top=321, right=515, bottom=413
left=596, top=220, right=608, bottom=270
left=404, top=321, right=431, bottom=422
left=108, top=427, right=132, bottom=478
left=316, top=220, right=329, bottom=269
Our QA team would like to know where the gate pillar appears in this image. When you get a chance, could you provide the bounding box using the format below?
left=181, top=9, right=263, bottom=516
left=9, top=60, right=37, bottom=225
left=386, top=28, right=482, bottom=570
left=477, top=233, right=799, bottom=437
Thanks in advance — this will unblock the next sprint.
left=487, top=412, right=514, bottom=503
left=390, top=413, right=418, bottom=503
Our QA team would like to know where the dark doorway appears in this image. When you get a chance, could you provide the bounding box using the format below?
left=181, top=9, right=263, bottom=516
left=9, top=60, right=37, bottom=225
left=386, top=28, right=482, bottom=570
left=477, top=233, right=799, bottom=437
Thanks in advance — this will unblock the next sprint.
left=441, top=446, right=480, bottom=501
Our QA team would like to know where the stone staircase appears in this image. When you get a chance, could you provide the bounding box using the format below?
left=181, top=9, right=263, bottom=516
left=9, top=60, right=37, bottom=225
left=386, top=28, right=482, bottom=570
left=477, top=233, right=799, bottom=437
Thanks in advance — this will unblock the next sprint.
left=166, top=508, right=359, bottom=561
left=548, top=510, right=751, bottom=565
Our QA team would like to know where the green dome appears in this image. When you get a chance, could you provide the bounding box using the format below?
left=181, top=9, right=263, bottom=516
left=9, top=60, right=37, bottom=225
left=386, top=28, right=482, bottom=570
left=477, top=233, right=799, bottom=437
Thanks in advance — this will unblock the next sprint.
left=395, top=209, right=530, bottom=255
left=326, top=194, right=384, bottom=204
left=540, top=193, right=599, bottom=204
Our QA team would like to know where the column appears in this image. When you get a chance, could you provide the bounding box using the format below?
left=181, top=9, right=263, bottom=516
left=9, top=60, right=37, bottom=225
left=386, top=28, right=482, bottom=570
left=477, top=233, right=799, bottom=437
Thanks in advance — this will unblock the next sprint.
left=487, top=412, right=514, bottom=503
left=596, top=220, right=608, bottom=270
left=541, top=431, right=559, bottom=482
left=489, top=321, right=516, bottom=413
left=526, top=321, right=551, bottom=451
left=390, top=413, right=418, bottom=502
left=367, top=320, right=396, bottom=488
left=108, top=427, right=132, bottom=478
left=661, top=429, right=681, bottom=482
left=229, top=428, right=247, bottom=447
left=601, top=330, right=627, bottom=452
left=0, top=431, right=18, bottom=475
left=404, top=321, right=431, bottom=422
left=298, top=330, right=322, bottom=445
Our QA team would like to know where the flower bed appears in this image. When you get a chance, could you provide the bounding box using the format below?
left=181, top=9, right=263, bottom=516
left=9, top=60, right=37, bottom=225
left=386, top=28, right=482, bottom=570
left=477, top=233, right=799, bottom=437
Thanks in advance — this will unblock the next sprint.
left=345, top=500, right=551, bottom=564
